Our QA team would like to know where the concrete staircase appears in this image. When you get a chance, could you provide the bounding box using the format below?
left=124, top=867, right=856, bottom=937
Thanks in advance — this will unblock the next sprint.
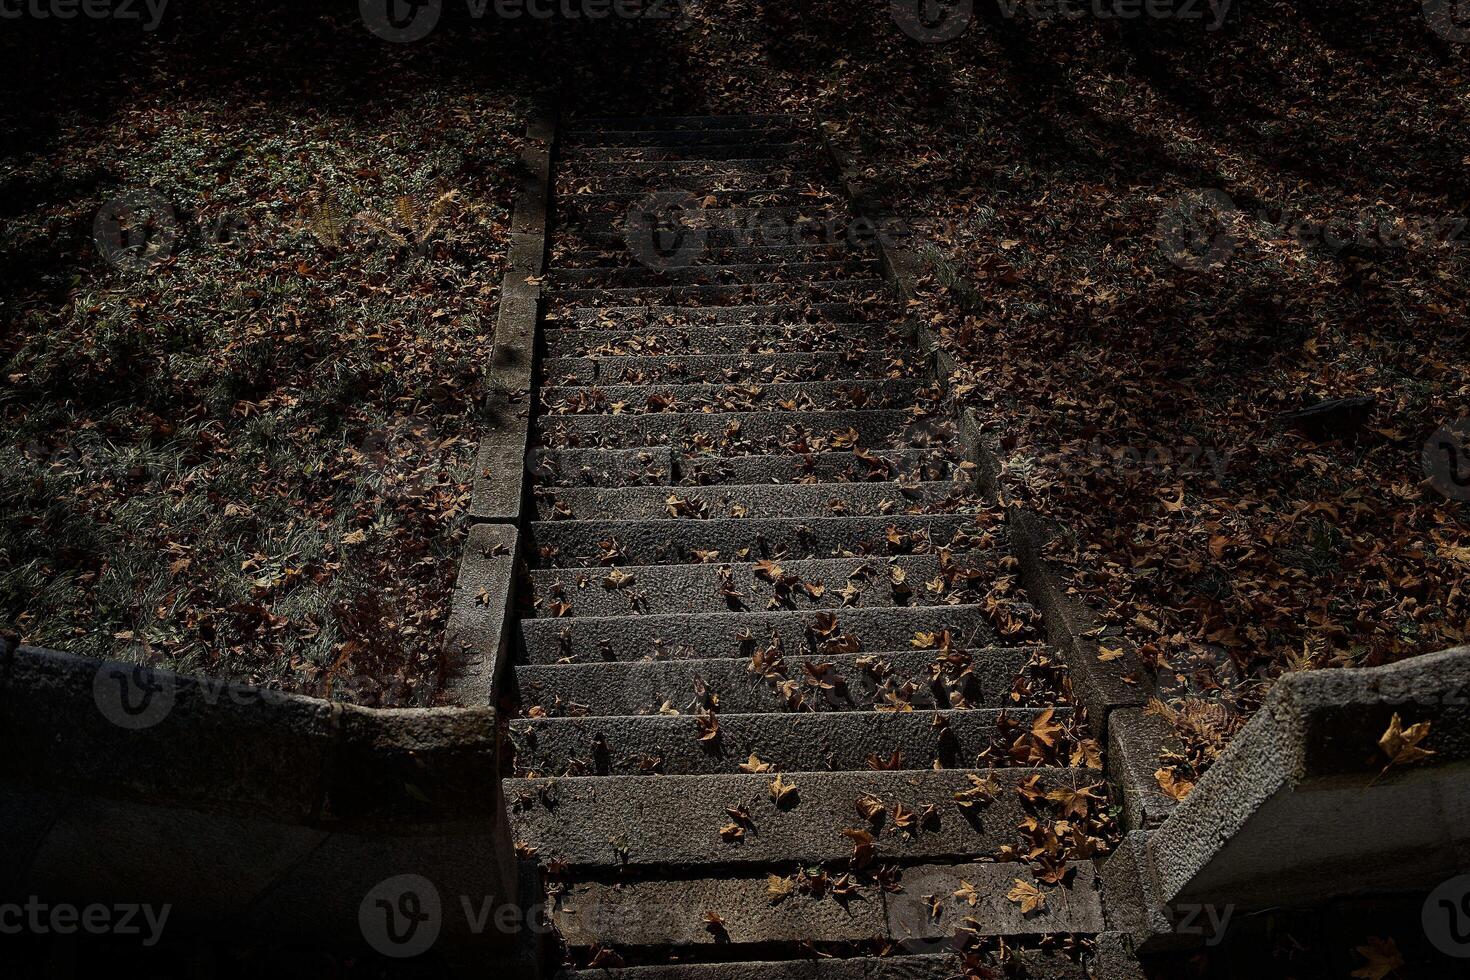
left=505, top=115, right=1115, bottom=978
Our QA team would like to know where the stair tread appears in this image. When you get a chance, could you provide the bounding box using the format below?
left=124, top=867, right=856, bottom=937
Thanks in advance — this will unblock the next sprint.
left=517, top=605, right=1010, bottom=664
left=549, top=861, right=1102, bottom=948
left=508, top=767, right=1096, bottom=869
left=525, top=514, right=993, bottom=566
left=509, top=705, right=1071, bottom=776
left=524, top=553, right=997, bottom=617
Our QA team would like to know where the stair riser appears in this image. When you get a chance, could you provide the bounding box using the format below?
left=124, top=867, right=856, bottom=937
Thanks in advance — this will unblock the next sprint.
left=517, top=605, right=1004, bottom=664
left=509, top=708, right=1069, bottom=776
left=524, top=515, right=987, bottom=566
left=513, top=648, right=1033, bottom=718
left=508, top=768, right=1094, bottom=870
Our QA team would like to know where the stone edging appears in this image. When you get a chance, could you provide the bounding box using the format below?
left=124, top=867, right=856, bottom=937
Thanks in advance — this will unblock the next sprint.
left=818, top=126, right=1179, bottom=834
left=0, top=636, right=497, bottom=830
left=445, top=107, right=557, bottom=709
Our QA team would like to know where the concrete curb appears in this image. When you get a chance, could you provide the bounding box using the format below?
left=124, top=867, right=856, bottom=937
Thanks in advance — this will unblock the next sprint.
left=817, top=124, right=1172, bottom=836
left=443, top=522, right=521, bottom=708
left=0, top=643, right=498, bottom=828
left=472, top=107, right=557, bottom=524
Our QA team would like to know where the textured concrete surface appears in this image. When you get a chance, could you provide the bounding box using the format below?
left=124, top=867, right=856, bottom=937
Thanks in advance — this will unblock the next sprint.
left=887, top=862, right=1104, bottom=942
left=518, top=605, right=1005, bottom=663
left=540, top=378, right=924, bottom=415
left=547, top=322, right=902, bottom=358
left=548, top=300, right=873, bottom=329
left=509, top=707, right=1064, bottom=776
left=1147, top=646, right=1470, bottom=910
left=512, top=645, right=1035, bottom=716
left=552, top=871, right=887, bottom=947
left=507, top=768, right=1092, bottom=869
left=442, top=523, right=520, bottom=706
left=526, top=555, right=970, bottom=617
left=526, top=515, right=982, bottom=567
left=533, top=408, right=913, bottom=454
left=1107, top=708, right=1184, bottom=831
left=542, top=351, right=898, bottom=385
left=535, top=479, right=974, bottom=521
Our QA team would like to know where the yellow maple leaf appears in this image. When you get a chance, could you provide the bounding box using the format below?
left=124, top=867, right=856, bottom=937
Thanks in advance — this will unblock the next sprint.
left=1351, top=936, right=1404, bottom=980
left=1378, top=713, right=1435, bottom=774
left=1006, top=878, right=1047, bottom=914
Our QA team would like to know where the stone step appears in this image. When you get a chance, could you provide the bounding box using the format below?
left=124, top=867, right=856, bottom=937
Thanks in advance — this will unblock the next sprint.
left=525, top=514, right=988, bottom=566
left=564, top=205, right=838, bottom=234
left=546, top=322, right=905, bottom=358
left=517, top=605, right=1006, bottom=664
left=531, top=479, right=974, bottom=521
left=547, top=261, right=877, bottom=289
left=560, top=143, right=803, bottom=162
left=512, top=646, right=1036, bottom=718
left=546, top=302, right=880, bottom=329
left=560, top=158, right=816, bottom=178
left=569, top=114, right=797, bottom=131
left=531, top=449, right=956, bottom=490
left=548, top=861, right=1101, bottom=949
left=556, top=170, right=812, bottom=197
left=561, top=187, right=835, bottom=214
left=532, top=409, right=918, bottom=455
left=509, top=706, right=1069, bottom=776
left=541, top=350, right=905, bottom=385
left=524, top=553, right=991, bottom=617
left=553, top=242, right=860, bottom=269
left=559, top=223, right=869, bottom=250
left=539, top=379, right=927, bottom=416
left=558, top=951, right=1090, bottom=980
left=547, top=279, right=889, bottom=309
left=561, top=128, right=796, bottom=148
left=508, top=767, right=1094, bottom=870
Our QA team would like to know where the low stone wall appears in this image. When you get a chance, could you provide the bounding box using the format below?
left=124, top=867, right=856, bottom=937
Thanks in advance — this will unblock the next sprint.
left=1101, top=645, right=1470, bottom=949
left=0, top=638, right=518, bottom=957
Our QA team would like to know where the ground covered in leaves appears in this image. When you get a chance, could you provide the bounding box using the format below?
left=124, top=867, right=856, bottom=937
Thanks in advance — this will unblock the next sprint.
left=550, top=0, right=1469, bottom=789
left=1, top=5, right=533, bottom=703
